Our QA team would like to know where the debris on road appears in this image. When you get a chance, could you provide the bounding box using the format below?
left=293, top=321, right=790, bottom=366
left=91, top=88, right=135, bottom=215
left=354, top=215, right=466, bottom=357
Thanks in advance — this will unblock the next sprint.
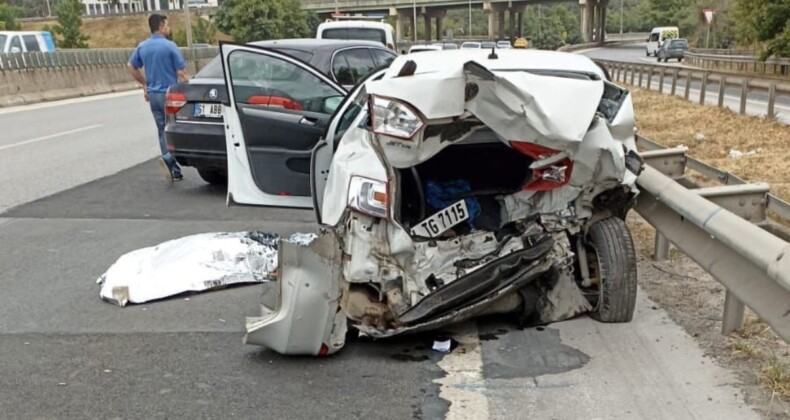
left=728, top=149, right=757, bottom=159
left=96, top=231, right=315, bottom=307
left=432, top=339, right=453, bottom=353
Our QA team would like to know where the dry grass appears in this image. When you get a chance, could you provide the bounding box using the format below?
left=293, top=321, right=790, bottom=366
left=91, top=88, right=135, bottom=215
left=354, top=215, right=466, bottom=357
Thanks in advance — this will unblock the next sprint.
left=763, top=358, right=790, bottom=399
left=21, top=14, right=231, bottom=48
left=630, top=87, right=790, bottom=202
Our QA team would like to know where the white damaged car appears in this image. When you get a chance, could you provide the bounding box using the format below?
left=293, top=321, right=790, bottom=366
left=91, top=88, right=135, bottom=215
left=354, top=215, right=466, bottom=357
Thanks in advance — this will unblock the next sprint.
left=219, top=45, right=644, bottom=355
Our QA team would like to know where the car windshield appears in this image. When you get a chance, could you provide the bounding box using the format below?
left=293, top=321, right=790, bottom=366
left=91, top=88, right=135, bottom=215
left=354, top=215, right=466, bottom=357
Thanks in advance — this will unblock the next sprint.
left=671, top=40, right=688, bottom=48
left=323, top=28, right=386, bottom=45
left=497, top=41, right=510, bottom=47
left=195, top=48, right=314, bottom=79
left=461, top=43, right=480, bottom=49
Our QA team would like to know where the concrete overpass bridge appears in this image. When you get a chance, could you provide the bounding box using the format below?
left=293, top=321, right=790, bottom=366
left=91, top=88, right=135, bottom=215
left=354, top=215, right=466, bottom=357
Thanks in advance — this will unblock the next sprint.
left=301, top=0, right=608, bottom=44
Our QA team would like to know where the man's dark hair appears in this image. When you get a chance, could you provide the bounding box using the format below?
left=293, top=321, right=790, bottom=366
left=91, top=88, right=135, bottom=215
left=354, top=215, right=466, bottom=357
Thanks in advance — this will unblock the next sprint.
left=149, top=14, right=167, bottom=34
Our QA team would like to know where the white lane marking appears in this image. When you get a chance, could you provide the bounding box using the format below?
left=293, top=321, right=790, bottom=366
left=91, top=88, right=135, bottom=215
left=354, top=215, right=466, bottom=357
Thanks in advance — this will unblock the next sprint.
left=434, top=322, right=489, bottom=419
left=0, top=124, right=103, bottom=152
left=0, top=90, right=140, bottom=116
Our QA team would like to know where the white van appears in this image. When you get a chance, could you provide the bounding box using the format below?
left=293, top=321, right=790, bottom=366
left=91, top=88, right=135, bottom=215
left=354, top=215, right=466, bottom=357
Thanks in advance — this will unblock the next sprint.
left=316, top=20, right=397, bottom=51
left=646, top=27, right=679, bottom=57
left=0, top=31, right=57, bottom=54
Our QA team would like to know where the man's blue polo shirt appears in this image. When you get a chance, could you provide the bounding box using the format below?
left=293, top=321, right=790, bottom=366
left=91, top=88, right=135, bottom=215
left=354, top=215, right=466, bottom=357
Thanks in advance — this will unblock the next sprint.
left=129, top=34, right=186, bottom=94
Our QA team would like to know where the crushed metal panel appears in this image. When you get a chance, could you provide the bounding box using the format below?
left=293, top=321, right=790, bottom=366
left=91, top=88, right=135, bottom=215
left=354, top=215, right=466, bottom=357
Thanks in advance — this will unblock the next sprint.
left=244, top=231, right=347, bottom=355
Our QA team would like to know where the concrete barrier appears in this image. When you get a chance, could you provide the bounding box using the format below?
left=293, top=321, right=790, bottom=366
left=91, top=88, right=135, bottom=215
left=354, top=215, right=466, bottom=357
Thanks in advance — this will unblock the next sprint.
left=0, top=55, right=213, bottom=107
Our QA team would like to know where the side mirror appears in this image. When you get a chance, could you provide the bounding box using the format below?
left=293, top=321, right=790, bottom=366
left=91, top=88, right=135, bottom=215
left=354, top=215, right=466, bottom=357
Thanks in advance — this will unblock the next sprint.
left=10, top=46, right=21, bottom=53
left=323, top=96, right=343, bottom=114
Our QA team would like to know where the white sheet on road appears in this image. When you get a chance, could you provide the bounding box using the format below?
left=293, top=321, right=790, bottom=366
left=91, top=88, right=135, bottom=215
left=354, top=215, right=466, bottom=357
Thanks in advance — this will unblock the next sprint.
left=97, top=231, right=315, bottom=307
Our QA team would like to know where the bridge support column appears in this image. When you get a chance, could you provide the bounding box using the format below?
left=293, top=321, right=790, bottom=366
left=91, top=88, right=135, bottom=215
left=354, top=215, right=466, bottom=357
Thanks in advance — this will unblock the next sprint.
left=497, top=10, right=505, bottom=40
left=436, top=16, right=443, bottom=41
left=487, top=10, right=495, bottom=39
left=508, top=10, right=515, bottom=41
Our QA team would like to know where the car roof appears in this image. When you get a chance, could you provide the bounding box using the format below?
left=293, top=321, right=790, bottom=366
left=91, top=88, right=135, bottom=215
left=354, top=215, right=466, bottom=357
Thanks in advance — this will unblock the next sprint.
left=385, top=49, right=604, bottom=78
left=317, top=21, right=394, bottom=30
left=249, top=38, right=387, bottom=52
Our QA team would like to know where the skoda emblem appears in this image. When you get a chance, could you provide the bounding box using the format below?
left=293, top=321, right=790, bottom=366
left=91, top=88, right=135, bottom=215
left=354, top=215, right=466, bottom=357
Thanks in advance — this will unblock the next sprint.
left=209, top=88, right=218, bottom=99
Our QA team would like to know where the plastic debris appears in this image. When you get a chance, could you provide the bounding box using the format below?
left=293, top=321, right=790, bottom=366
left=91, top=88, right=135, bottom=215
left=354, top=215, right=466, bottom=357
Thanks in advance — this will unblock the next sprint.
left=432, top=339, right=452, bottom=353
left=97, top=231, right=315, bottom=307
left=694, top=133, right=705, bottom=142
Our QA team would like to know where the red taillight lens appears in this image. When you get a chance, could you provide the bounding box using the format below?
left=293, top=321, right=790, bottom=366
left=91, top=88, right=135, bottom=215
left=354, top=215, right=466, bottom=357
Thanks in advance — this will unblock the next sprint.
left=318, top=343, right=330, bottom=356
left=511, top=142, right=573, bottom=191
left=246, top=95, right=303, bottom=111
left=165, top=92, right=187, bottom=115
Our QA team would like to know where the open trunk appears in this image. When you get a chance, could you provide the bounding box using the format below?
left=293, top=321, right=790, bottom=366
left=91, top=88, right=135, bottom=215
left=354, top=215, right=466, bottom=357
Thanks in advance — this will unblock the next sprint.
left=395, top=136, right=534, bottom=236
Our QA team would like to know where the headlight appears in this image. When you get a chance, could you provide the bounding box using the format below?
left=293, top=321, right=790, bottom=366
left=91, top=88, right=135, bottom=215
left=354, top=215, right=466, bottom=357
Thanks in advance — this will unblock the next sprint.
left=347, top=176, right=388, bottom=218
left=370, top=96, right=424, bottom=140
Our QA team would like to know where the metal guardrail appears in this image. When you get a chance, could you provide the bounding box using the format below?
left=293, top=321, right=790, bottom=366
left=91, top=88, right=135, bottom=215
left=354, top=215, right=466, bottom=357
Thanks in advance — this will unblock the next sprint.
left=596, top=59, right=790, bottom=120
left=635, top=135, right=790, bottom=341
left=0, top=47, right=219, bottom=70
left=685, top=50, right=790, bottom=78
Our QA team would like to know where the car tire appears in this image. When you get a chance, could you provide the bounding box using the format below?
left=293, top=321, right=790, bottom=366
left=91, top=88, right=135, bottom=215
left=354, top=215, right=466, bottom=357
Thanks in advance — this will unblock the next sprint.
left=586, top=217, right=637, bottom=323
left=197, top=168, right=227, bottom=185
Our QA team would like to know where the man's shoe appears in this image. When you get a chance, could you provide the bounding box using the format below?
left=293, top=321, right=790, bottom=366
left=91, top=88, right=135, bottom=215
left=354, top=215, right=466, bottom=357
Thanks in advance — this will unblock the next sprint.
left=174, top=174, right=184, bottom=182
left=157, top=157, right=174, bottom=183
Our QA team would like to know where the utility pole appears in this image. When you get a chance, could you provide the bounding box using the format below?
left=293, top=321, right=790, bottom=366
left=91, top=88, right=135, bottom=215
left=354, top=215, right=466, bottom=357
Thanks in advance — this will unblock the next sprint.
left=468, top=0, right=472, bottom=38
left=184, top=0, right=193, bottom=48
left=45, top=0, right=51, bottom=17
left=619, top=0, right=624, bottom=34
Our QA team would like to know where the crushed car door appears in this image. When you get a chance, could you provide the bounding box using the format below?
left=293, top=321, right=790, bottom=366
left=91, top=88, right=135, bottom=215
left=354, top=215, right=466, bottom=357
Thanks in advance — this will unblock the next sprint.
left=221, top=43, right=346, bottom=208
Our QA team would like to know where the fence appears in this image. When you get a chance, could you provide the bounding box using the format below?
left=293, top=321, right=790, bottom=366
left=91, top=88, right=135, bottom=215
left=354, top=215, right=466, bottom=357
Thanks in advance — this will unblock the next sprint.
left=0, top=46, right=219, bottom=71
left=596, top=59, right=790, bottom=121
left=635, top=135, right=790, bottom=341
left=685, top=49, right=790, bottom=78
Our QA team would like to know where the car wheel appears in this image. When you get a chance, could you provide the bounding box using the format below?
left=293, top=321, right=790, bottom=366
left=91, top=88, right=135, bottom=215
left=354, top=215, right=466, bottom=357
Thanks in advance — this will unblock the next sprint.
left=197, top=168, right=227, bottom=185
left=656, top=55, right=661, bottom=62
left=585, top=217, right=637, bottom=323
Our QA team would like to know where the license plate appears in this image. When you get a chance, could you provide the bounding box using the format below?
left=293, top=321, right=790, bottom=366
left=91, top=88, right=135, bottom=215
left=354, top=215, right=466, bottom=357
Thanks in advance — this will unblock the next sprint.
left=410, top=200, right=469, bottom=238
left=193, top=103, right=223, bottom=118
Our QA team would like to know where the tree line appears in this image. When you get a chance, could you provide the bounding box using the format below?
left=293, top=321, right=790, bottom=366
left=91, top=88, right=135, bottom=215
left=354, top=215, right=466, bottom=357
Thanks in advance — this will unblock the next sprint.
left=1, top=0, right=788, bottom=59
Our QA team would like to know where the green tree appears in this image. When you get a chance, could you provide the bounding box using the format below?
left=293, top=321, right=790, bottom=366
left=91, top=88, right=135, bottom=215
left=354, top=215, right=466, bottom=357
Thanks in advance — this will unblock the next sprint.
left=0, top=0, right=21, bottom=30
left=215, top=0, right=310, bottom=43
left=735, top=0, right=790, bottom=59
left=53, top=0, right=89, bottom=48
left=173, top=17, right=218, bottom=47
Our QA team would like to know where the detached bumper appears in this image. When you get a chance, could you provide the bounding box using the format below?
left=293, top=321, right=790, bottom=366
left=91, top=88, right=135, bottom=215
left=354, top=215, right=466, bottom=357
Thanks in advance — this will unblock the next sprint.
left=244, top=233, right=347, bottom=356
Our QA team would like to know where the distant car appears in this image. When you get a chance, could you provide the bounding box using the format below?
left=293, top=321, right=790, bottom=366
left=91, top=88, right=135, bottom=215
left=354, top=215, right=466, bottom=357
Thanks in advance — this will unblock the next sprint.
left=316, top=20, right=397, bottom=51
left=657, top=38, right=688, bottom=62
left=460, top=41, right=481, bottom=49
left=646, top=26, right=679, bottom=57
left=496, top=40, right=512, bottom=49
left=481, top=41, right=497, bottom=49
left=0, top=31, right=56, bottom=53
left=432, top=42, right=458, bottom=50
left=164, top=39, right=396, bottom=185
left=409, top=45, right=442, bottom=54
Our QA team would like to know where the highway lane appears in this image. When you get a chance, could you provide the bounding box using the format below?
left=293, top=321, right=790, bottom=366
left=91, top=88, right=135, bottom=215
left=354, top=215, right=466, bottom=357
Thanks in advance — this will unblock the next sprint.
left=584, top=45, right=790, bottom=124
left=0, top=91, right=159, bottom=213
left=0, top=90, right=767, bottom=418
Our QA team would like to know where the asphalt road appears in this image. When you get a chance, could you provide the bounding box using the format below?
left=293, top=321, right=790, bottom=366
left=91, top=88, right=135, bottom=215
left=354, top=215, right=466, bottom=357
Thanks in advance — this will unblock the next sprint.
left=583, top=45, right=790, bottom=124
left=0, top=92, right=763, bottom=419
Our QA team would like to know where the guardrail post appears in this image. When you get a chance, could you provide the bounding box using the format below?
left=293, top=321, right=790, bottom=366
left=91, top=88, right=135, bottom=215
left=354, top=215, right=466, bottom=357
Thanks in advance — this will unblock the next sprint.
left=638, top=65, right=644, bottom=88
left=740, top=78, right=748, bottom=115
left=722, top=290, right=745, bottom=335
left=767, top=82, right=777, bottom=120
left=658, top=68, right=665, bottom=94
left=670, top=69, right=679, bottom=96
left=718, top=76, right=726, bottom=108
left=700, top=72, right=709, bottom=105
left=646, top=67, right=653, bottom=91
left=630, top=64, right=635, bottom=85
left=684, top=72, right=692, bottom=100
left=654, top=233, right=671, bottom=260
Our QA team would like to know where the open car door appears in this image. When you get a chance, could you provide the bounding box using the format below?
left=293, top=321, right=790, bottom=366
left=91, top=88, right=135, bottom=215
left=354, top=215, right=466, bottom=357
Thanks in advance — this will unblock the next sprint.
left=221, top=43, right=346, bottom=208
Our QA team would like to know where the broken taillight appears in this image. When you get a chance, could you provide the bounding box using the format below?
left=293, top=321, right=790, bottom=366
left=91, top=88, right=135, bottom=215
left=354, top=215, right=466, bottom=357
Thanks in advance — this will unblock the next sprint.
left=511, top=142, right=573, bottom=191
left=165, top=91, right=187, bottom=115
left=318, top=343, right=330, bottom=356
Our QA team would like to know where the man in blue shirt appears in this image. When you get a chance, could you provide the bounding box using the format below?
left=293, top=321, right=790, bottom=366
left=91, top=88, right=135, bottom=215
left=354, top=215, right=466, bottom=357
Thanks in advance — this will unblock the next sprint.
left=128, top=14, right=189, bottom=182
